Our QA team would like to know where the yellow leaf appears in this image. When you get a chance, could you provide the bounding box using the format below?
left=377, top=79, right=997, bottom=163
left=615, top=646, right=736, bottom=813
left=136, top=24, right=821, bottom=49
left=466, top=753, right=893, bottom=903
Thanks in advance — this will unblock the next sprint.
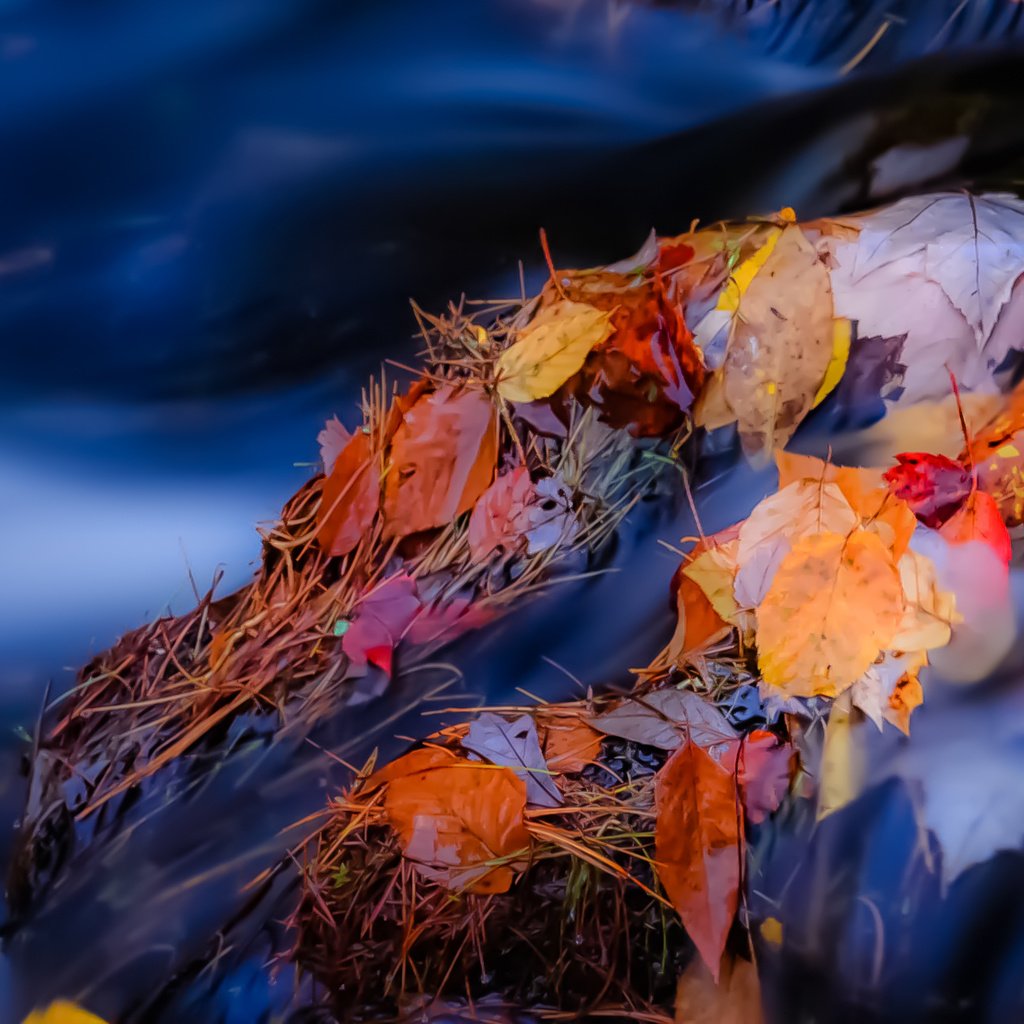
left=717, top=228, right=783, bottom=314
left=811, top=318, right=852, bottom=409
left=734, top=479, right=858, bottom=607
left=22, top=1002, right=108, bottom=1024
left=890, top=549, right=960, bottom=652
left=721, top=225, right=837, bottom=462
left=817, top=698, right=864, bottom=820
left=682, top=538, right=741, bottom=625
left=757, top=530, right=902, bottom=697
left=496, top=300, right=613, bottom=403
left=759, top=916, right=784, bottom=947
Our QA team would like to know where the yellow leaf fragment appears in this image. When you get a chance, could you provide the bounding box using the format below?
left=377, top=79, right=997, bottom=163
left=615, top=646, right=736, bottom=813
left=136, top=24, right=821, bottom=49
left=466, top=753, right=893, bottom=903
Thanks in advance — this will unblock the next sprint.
left=760, top=916, right=784, bottom=947
left=682, top=538, right=742, bottom=625
left=817, top=698, right=864, bottom=820
left=496, top=299, right=613, bottom=403
left=811, top=317, right=852, bottom=409
left=757, top=530, right=902, bottom=697
left=22, top=1003, right=108, bottom=1024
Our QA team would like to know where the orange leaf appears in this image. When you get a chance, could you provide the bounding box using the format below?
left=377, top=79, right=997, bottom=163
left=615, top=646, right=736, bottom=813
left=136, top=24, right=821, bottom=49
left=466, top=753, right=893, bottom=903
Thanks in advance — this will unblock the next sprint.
left=384, top=760, right=530, bottom=893
left=540, top=715, right=603, bottom=773
left=364, top=745, right=457, bottom=791
left=756, top=530, right=903, bottom=697
left=316, top=429, right=380, bottom=556
left=667, top=569, right=730, bottom=665
left=655, top=739, right=740, bottom=980
left=939, top=489, right=1012, bottom=565
left=884, top=673, right=924, bottom=735
left=383, top=386, right=498, bottom=539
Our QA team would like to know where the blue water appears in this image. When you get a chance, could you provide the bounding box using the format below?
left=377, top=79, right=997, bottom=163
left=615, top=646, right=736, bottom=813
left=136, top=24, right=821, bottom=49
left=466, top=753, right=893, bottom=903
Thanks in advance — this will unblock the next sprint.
left=3, top=1, right=1024, bottom=1020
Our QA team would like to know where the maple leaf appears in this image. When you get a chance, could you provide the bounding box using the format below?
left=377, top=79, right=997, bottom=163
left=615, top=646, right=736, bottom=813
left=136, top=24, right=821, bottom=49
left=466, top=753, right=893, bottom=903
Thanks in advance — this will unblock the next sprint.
left=720, top=225, right=837, bottom=461
left=739, top=730, right=794, bottom=824
left=384, top=758, right=531, bottom=894
left=316, top=429, right=380, bottom=557
left=883, top=452, right=971, bottom=527
left=21, top=1004, right=108, bottom=1024
left=674, top=955, right=763, bottom=1024
left=495, top=299, right=613, bottom=403
left=341, top=574, right=421, bottom=677
left=317, top=415, right=352, bottom=475
left=538, top=714, right=602, bottom=774
left=655, top=737, right=741, bottom=980
left=383, top=385, right=498, bottom=539
left=462, top=712, right=561, bottom=808
left=756, top=530, right=903, bottom=697
left=939, top=488, right=1012, bottom=566
left=591, top=688, right=737, bottom=761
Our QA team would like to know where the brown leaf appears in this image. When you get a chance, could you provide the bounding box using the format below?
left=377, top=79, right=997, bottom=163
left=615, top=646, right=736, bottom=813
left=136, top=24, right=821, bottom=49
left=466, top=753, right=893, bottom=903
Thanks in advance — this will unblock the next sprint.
left=384, top=759, right=530, bottom=893
left=540, top=715, right=603, bottom=774
left=468, top=467, right=535, bottom=562
left=316, top=429, right=381, bottom=557
left=655, top=738, right=741, bottom=980
left=675, top=954, right=764, bottom=1024
left=383, top=385, right=498, bottom=539
left=722, top=225, right=835, bottom=461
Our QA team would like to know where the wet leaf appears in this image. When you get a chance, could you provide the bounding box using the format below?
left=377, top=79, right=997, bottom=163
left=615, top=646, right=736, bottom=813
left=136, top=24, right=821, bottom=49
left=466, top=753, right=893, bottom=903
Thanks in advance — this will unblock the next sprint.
left=342, top=574, right=421, bottom=677
left=721, top=225, right=836, bottom=461
left=811, top=318, right=852, bottom=409
left=674, top=954, right=763, bottom=1024
left=383, top=385, right=498, bottom=539
left=467, top=467, right=535, bottom=562
left=365, top=746, right=457, bottom=791
left=539, top=715, right=603, bottom=774
left=22, top=1004, right=108, bottom=1024
left=462, top=712, right=561, bottom=808
left=318, top=415, right=352, bottom=475
left=496, top=299, right=613, bottom=403
left=739, top=730, right=794, bottom=824
left=831, top=332, right=907, bottom=422
left=756, top=530, right=903, bottom=697
left=883, top=452, right=971, bottom=527
left=655, top=738, right=741, bottom=980
left=681, top=530, right=743, bottom=627
left=384, top=759, right=530, bottom=893
left=817, top=699, right=864, bottom=819
left=967, top=378, right=1024, bottom=525
left=404, top=596, right=495, bottom=649
left=316, top=429, right=380, bottom=557
left=939, top=488, right=1012, bottom=565
left=666, top=568, right=731, bottom=666
left=591, top=688, right=737, bottom=760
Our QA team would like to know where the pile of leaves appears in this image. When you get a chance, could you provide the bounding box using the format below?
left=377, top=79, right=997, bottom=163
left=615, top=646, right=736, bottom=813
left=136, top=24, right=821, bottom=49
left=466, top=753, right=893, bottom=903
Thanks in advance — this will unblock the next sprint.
left=292, top=680, right=795, bottom=1021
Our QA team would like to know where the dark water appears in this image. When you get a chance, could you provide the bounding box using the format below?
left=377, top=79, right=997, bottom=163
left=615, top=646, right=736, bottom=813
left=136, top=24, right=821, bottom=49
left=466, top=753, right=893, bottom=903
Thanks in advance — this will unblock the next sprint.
left=4, top=1, right=1024, bottom=1020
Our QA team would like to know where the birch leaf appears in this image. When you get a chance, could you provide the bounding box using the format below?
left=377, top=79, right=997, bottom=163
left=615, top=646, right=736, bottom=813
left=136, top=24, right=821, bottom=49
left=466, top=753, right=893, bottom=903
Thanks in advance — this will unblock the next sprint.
left=496, top=300, right=613, bottom=403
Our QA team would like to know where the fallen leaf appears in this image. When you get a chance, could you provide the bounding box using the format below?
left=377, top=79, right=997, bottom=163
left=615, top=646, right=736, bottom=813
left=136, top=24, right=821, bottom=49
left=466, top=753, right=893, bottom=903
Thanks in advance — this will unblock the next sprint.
left=523, top=474, right=579, bottom=554
left=674, top=954, right=763, bottom=1024
left=759, top=917, right=783, bottom=948
left=666, top=568, right=731, bottom=666
left=404, top=596, right=495, bottom=649
left=883, top=452, right=971, bottom=527
left=967, top=378, right=1024, bottom=525
left=365, top=745, right=458, bottom=791
left=939, top=488, right=1012, bottom=565
left=496, top=299, right=613, bottom=403
left=655, top=738, right=741, bottom=980
left=830, top=332, right=907, bottom=423
left=467, top=467, right=535, bottom=562
left=757, top=530, right=903, bottom=697
left=884, top=673, right=924, bottom=735
left=739, top=730, right=794, bottom=824
left=540, top=715, right=603, bottom=773
left=850, top=651, right=926, bottom=732
left=318, top=415, right=352, bottom=475
left=591, top=687, right=738, bottom=758
left=817, top=698, right=864, bottom=819
left=385, top=760, right=530, bottom=893
left=316, top=429, right=380, bottom=557
left=890, top=548, right=959, bottom=652
left=342, top=574, right=421, bottom=677
left=682, top=533, right=743, bottom=626
left=462, top=712, right=561, bottom=808
left=22, top=1004, right=108, bottom=1024
left=721, top=225, right=836, bottom=461
left=811, top=318, right=852, bottom=409
left=383, top=386, right=498, bottom=539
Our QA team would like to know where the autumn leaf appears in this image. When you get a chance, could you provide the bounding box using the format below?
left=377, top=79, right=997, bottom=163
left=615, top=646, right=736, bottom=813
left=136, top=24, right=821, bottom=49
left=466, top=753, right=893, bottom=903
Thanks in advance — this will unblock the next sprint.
left=316, top=429, right=380, bottom=557
left=318, top=415, right=352, bottom=475
left=21, top=1005, right=108, bottom=1024
left=383, top=385, right=498, bottom=539
left=496, top=299, right=613, bottom=403
left=883, top=452, right=971, bottom=527
left=539, top=714, right=602, bottom=774
left=364, top=745, right=457, bottom=792
left=666, top=567, right=731, bottom=666
left=939, top=488, right=1013, bottom=565
left=681, top=530, right=743, bottom=627
left=341, top=574, right=421, bottom=677
left=655, top=738, right=741, bottom=980
left=462, top=712, right=561, bottom=808
left=830, top=332, right=907, bottom=424
left=756, top=530, right=903, bottom=697
left=739, top=730, right=794, bottom=824
left=721, top=224, right=836, bottom=461
left=967, top=378, right=1024, bottom=525
left=817, top=698, right=864, bottom=819
left=591, top=687, right=737, bottom=759
left=674, top=955, right=763, bottom=1024
left=468, top=467, right=535, bottom=562
left=384, top=759, right=530, bottom=893
left=850, top=651, right=926, bottom=732
left=890, top=548, right=959, bottom=653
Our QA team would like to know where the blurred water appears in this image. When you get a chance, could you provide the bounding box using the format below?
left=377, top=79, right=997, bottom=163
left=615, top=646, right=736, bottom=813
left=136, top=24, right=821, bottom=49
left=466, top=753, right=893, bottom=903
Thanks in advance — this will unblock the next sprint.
left=4, top=0, right=1024, bottom=1020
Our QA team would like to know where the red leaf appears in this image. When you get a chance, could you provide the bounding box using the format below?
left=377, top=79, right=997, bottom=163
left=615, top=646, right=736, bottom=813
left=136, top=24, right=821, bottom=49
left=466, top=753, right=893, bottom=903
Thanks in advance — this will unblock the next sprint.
left=383, top=386, right=499, bottom=538
left=341, top=574, right=421, bottom=676
left=404, top=596, right=495, bottom=648
left=467, top=467, right=535, bottom=562
left=657, top=240, right=695, bottom=272
left=739, top=730, right=794, bottom=824
left=939, top=489, right=1012, bottom=566
left=655, top=739, right=741, bottom=980
left=316, top=430, right=381, bottom=557
left=883, top=452, right=971, bottom=528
